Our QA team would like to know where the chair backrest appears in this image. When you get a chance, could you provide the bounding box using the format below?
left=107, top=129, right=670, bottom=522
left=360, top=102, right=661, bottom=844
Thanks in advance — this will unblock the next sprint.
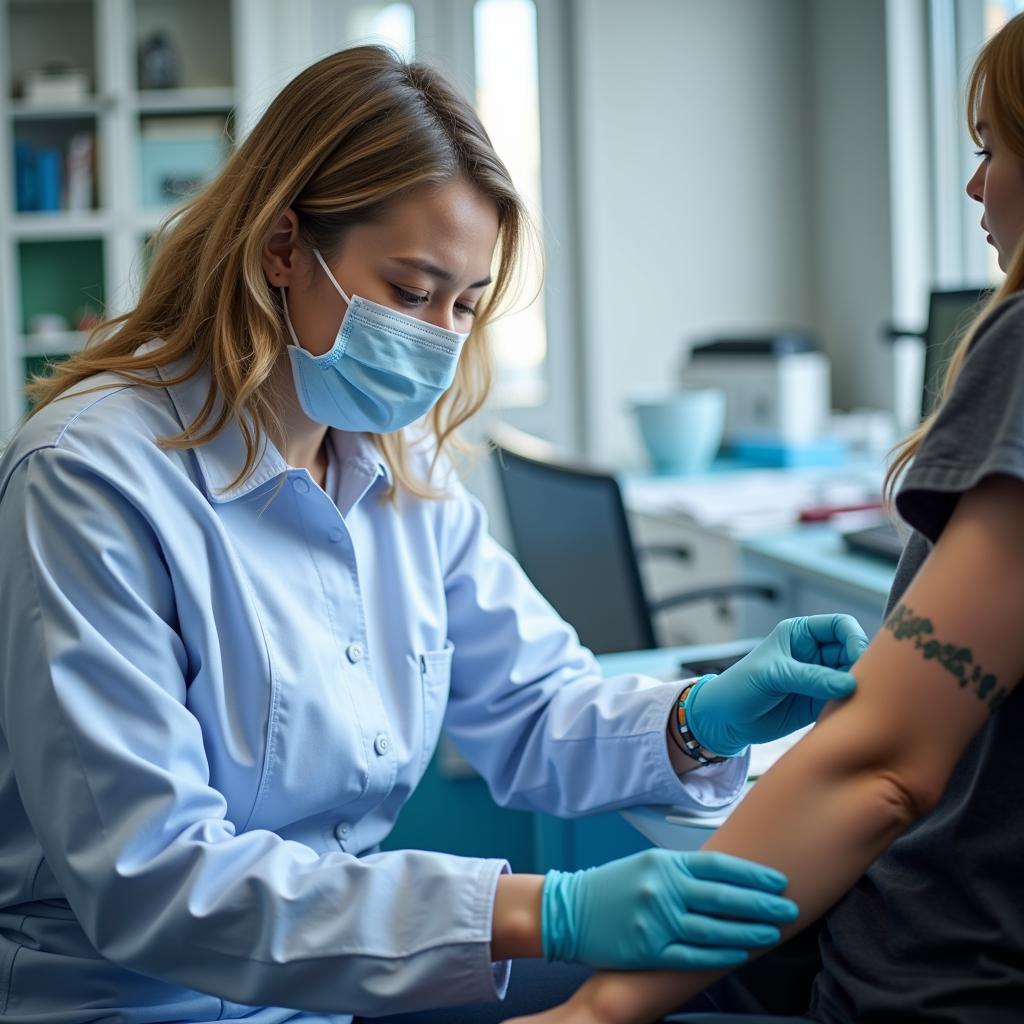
left=921, top=287, right=991, bottom=418
left=489, top=425, right=656, bottom=655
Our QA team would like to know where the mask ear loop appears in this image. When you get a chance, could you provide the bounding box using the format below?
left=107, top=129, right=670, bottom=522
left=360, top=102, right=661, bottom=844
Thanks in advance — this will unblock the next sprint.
left=279, top=250, right=353, bottom=349
left=312, top=248, right=353, bottom=306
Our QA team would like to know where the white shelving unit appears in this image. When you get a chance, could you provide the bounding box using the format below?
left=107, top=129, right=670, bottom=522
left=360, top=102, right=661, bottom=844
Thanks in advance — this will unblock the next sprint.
left=0, top=0, right=259, bottom=435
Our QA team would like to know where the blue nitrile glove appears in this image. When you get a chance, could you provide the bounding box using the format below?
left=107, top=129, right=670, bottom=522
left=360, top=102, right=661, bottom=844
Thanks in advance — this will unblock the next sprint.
left=541, top=848, right=799, bottom=970
left=685, top=613, right=869, bottom=757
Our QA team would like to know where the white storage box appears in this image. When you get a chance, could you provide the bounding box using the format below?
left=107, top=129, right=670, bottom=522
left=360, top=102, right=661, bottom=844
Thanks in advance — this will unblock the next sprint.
left=682, top=336, right=831, bottom=445
left=23, top=68, right=90, bottom=105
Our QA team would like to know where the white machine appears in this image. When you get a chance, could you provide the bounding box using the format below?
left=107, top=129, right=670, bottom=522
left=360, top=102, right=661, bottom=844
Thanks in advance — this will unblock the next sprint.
left=681, top=335, right=831, bottom=447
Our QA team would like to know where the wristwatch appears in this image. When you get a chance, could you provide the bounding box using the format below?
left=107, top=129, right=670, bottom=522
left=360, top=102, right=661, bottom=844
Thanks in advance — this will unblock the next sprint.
left=671, top=674, right=728, bottom=766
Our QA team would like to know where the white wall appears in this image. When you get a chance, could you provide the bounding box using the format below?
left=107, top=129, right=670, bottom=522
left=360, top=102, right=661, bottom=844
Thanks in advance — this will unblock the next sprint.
left=807, top=0, right=894, bottom=412
left=571, top=0, right=895, bottom=464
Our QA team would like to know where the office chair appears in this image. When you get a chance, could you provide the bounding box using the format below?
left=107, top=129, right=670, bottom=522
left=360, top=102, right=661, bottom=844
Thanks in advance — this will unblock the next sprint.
left=488, top=424, right=778, bottom=656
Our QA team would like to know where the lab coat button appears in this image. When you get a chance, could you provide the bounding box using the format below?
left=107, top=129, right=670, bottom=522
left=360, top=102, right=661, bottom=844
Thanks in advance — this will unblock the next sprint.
left=334, top=822, right=351, bottom=841
left=292, top=476, right=310, bottom=494
left=374, top=733, right=389, bottom=756
left=346, top=642, right=364, bottom=663
left=328, top=528, right=344, bottom=543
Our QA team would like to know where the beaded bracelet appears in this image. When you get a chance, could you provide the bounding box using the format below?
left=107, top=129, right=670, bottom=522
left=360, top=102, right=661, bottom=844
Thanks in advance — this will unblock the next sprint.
left=673, top=673, right=727, bottom=766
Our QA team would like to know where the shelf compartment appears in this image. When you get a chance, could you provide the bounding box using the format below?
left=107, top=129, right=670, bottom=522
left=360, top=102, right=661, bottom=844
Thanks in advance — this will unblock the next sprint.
left=8, top=0, right=97, bottom=103
left=17, top=238, right=105, bottom=339
left=134, top=0, right=234, bottom=91
left=12, top=116, right=100, bottom=213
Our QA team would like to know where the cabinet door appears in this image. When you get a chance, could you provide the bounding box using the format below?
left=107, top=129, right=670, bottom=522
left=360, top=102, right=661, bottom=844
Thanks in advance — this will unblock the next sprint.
left=632, top=512, right=756, bottom=646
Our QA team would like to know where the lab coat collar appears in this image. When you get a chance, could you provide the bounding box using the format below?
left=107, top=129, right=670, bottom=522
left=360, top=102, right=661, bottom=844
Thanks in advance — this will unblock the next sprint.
left=325, top=428, right=393, bottom=489
left=142, top=341, right=391, bottom=503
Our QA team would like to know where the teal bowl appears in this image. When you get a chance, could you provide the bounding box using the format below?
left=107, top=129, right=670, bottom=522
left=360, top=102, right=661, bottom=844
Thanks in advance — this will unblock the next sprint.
left=630, top=388, right=726, bottom=475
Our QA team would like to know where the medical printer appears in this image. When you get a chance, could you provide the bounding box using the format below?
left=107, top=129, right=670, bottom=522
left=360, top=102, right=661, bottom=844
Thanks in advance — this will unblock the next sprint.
left=681, top=334, right=836, bottom=464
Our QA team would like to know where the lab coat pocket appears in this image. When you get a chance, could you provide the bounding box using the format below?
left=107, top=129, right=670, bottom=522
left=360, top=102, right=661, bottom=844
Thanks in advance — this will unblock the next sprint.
left=418, top=642, right=454, bottom=776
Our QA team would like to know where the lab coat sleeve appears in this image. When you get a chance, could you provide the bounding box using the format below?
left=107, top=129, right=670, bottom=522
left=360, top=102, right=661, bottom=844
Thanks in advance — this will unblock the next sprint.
left=0, top=448, right=510, bottom=1015
left=436, top=474, right=748, bottom=817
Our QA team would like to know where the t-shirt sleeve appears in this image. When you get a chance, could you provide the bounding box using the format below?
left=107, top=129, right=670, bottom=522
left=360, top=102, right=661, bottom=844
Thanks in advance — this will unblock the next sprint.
left=896, top=292, right=1024, bottom=543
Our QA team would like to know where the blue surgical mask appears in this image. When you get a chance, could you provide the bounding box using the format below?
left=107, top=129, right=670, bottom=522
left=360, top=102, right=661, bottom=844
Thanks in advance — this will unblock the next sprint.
left=281, top=249, right=469, bottom=433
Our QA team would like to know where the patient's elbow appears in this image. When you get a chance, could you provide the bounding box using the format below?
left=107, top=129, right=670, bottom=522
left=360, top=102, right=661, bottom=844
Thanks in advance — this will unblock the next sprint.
left=870, top=766, right=943, bottom=831
left=818, top=704, right=951, bottom=829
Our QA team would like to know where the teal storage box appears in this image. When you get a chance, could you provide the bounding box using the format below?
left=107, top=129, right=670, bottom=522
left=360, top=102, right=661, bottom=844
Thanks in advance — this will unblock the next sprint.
left=138, top=117, right=225, bottom=208
left=729, top=435, right=848, bottom=468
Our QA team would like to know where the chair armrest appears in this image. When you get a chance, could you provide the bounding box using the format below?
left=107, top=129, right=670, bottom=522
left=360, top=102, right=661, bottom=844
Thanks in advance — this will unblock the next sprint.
left=882, top=322, right=926, bottom=343
left=637, top=543, right=692, bottom=562
left=647, top=581, right=778, bottom=614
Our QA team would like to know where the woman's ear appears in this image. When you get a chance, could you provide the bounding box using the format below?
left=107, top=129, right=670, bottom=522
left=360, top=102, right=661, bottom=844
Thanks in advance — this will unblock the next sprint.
left=261, top=208, right=300, bottom=286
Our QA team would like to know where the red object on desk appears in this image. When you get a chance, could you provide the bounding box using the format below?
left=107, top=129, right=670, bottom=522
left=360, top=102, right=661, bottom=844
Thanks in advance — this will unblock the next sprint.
left=798, top=501, right=883, bottom=523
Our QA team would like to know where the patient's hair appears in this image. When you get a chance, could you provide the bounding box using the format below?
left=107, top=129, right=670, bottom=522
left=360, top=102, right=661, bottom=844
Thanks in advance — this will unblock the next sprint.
left=25, top=47, right=529, bottom=498
left=886, top=11, right=1024, bottom=499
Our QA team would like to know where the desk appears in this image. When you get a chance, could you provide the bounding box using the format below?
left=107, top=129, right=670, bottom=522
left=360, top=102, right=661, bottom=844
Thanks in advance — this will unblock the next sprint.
left=624, top=466, right=898, bottom=644
left=740, top=525, right=896, bottom=638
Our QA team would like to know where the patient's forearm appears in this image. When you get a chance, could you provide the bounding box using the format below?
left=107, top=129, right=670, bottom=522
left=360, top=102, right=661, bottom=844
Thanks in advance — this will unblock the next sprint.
left=572, top=698, right=921, bottom=1022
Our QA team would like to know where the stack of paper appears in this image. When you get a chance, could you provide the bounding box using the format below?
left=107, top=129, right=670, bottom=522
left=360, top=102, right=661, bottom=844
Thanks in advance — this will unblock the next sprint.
left=624, top=466, right=882, bottom=536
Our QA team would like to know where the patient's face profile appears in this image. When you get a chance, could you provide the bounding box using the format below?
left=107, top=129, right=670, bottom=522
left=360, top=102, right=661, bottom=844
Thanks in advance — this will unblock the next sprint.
left=965, top=95, right=1024, bottom=271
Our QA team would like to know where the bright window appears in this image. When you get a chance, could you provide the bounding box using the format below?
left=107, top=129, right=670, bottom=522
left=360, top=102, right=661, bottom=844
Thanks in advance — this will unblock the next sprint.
left=473, top=0, right=547, bottom=407
left=985, top=0, right=1024, bottom=30
left=346, top=3, right=415, bottom=60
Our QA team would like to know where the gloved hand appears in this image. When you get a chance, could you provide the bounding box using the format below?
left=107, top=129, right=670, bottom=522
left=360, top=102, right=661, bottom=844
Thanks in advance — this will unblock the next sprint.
left=541, top=848, right=798, bottom=971
left=686, top=613, right=868, bottom=757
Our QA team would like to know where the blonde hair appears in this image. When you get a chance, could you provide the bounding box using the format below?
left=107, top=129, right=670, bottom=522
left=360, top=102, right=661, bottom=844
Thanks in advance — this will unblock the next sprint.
left=25, top=46, right=528, bottom=499
left=886, top=11, right=1024, bottom=500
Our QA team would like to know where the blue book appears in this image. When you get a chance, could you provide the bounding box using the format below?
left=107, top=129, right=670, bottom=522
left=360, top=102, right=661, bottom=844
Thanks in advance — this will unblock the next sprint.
left=36, top=147, right=63, bottom=212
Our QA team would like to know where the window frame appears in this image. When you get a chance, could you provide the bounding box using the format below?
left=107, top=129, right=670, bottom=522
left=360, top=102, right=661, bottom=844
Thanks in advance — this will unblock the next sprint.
left=928, top=0, right=999, bottom=287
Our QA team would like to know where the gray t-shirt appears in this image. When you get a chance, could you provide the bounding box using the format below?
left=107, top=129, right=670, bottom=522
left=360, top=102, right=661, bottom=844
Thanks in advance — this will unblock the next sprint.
left=810, top=293, right=1024, bottom=1022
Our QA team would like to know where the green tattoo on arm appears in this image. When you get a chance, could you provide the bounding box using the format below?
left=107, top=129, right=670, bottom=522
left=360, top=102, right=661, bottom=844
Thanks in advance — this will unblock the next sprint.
left=884, top=603, right=1009, bottom=712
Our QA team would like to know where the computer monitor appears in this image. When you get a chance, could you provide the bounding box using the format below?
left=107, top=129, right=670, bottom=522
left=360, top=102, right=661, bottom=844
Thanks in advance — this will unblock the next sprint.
left=921, top=288, right=992, bottom=418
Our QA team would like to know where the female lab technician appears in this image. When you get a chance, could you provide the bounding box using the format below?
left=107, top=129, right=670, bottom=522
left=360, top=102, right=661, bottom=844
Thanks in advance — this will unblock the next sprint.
left=0, top=48, right=865, bottom=1024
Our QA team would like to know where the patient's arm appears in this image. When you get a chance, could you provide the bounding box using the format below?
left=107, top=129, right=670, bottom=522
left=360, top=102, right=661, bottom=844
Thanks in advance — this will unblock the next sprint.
left=509, top=475, right=1024, bottom=1024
